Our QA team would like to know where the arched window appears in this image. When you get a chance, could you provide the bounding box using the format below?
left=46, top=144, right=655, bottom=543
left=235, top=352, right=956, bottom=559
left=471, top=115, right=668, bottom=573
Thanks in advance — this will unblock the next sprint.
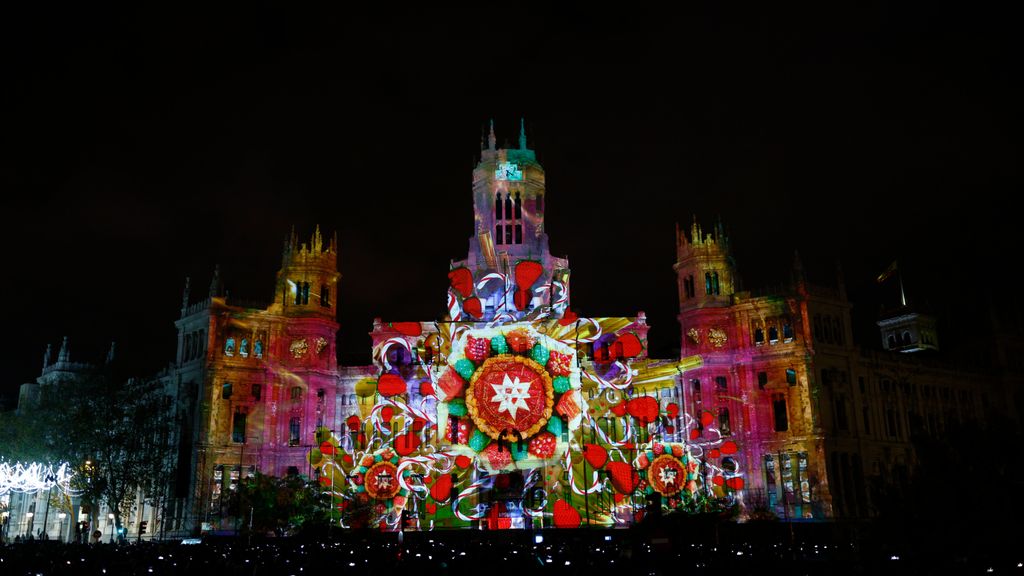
left=902, top=331, right=912, bottom=345
left=225, top=337, right=236, bottom=357
left=514, top=192, right=522, bottom=219
left=504, top=194, right=513, bottom=219
left=768, top=326, right=779, bottom=344
left=302, top=282, right=310, bottom=305
left=289, top=417, right=301, bottom=446
left=239, top=339, right=249, bottom=358
left=254, top=340, right=263, bottom=359
left=712, top=271, right=720, bottom=295
left=783, top=323, right=795, bottom=342
left=293, top=281, right=301, bottom=305
left=183, top=333, right=192, bottom=361
left=705, top=272, right=713, bottom=295
left=718, top=407, right=731, bottom=436
left=495, top=193, right=503, bottom=220
left=290, top=386, right=303, bottom=400
left=754, top=328, right=765, bottom=346
left=320, top=285, right=330, bottom=307
left=887, top=334, right=897, bottom=348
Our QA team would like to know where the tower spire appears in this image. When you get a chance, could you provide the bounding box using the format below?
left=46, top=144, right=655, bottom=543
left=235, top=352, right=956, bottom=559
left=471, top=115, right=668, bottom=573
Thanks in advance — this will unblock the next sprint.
left=519, top=118, right=527, bottom=150
left=57, top=336, right=69, bottom=363
left=106, top=341, right=116, bottom=364
left=209, top=264, right=221, bottom=298
left=488, top=119, right=496, bottom=151
left=42, top=343, right=52, bottom=371
left=181, top=276, right=191, bottom=312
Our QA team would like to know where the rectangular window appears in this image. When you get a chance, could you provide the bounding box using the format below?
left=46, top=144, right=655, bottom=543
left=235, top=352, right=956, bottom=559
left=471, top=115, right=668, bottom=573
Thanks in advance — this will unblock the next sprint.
left=289, top=417, right=301, bottom=447
left=885, top=408, right=897, bottom=438
left=783, top=323, right=795, bottom=342
left=772, top=393, right=788, bottom=432
left=835, top=395, right=849, bottom=431
left=718, top=407, right=731, bottom=436
left=764, top=455, right=778, bottom=509
left=251, top=383, right=261, bottom=401
left=222, top=382, right=232, bottom=399
left=786, top=369, right=797, bottom=386
left=515, top=224, right=522, bottom=244
left=758, top=371, right=768, bottom=389
left=320, top=285, right=330, bottom=307
left=232, top=411, right=246, bottom=443
left=715, top=376, right=728, bottom=391
left=505, top=224, right=513, bottom=245
left=495, top=224, right=503, bottom=245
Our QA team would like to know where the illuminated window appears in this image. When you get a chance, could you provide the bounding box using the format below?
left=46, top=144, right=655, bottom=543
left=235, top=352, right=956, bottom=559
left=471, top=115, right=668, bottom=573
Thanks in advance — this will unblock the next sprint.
left=772, top=393, right=788, bottom=432
left=514, top=192, right=522, bottom=219
left=536, top=194, right=543, bottom=212
left=712, top=271, right=720, bottom=295
left=240, top=339, right=249, bottom=358
left=758, top=371, right=768, bottom=389
left=768, top=326, right=779, bottom=344
left=783, top=323, right=794, bottom=342
left=232, top=411, right=246, bottom=444
left=222, top=382, right=233, bottom=399
left=718, top=407, right=731, bottom=436
left=495, top=193, right=503, bottom=220
left=289, top=417, right=301, bottom=446
left=293, top=281, right=301, bottom=305
left=705, top=272, right=713, bottom=295
left=321, top=285, right=330, bottom=307
left=225, top=337, right=235, bottom=357
left=786, top=368, right=797, bottom=385
left=505, top=224, right=513, bottom=245
left=495, top=224, right=503, bottom=245
left=754, top=328, right=765, bottom=346
left=251, top=383, right=261, bottom=401
left=302, top=282, right=310, bottom=305
left=254, top=340, right=263, bottom=359
left=515, top=224, right=522, bottom=244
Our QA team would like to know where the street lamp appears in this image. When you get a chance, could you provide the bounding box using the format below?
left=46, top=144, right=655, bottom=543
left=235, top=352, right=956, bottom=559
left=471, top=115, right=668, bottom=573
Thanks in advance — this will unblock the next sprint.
left=108, top=513, right=115, bottom=543
left=58, top=512, right=67, bottom=543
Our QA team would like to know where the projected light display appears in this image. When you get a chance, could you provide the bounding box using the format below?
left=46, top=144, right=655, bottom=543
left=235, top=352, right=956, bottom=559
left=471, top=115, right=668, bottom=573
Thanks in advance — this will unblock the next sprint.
left=309, top=312, right=743, bottom=531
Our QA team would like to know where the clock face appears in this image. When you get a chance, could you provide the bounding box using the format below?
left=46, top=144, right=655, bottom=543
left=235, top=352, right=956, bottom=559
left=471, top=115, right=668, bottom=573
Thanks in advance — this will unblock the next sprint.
left=495, top=161, right=523, bottom=181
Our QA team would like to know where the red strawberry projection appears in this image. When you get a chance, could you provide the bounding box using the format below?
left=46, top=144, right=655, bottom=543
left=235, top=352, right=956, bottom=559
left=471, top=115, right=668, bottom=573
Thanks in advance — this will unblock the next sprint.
left=626, top=396, right=660, bottom=423
left=381, top=406, right=394, bottom=423
left=462, top=297, right=483, bottom=319
left=726, top=477, right=745, bottom=490
left=430, top=473, right=453, bottom=502
left=412, top=417, right=427, bottom=432
left=666, top=403, right=679, bottom=419
left=377, top=373, right=406, bottom=397
left=425, top=502, right=437, bottom=514
left=513, top=260, right=544, bottom=310
left=558, top=308, right=579, bottom=326
left=448, top=267, right=474, bottom=298
left=391, top=322, right=422, bottom=337
left=610, top=403, right=627, bottom=417
left=583, top=444, right=608, bottom=469
left=435, top=366, right=466, bottom=401
left=346, top=415, right=362, bottom=432
left=720, top=440, right=738, bottom=455
left=455, top=455, right=472, bottom=469
left=319, top=441, right=337, bottom=455
left=701, top=410, right=715, bottom=427
left=480, top=443, right=512, bottom=469
left=342, top=454, right=354, bottom=467
left=607, top=461, right=639, bottom=494
left=614, top=333, right=644, bottom=358
left=487, top=502, right=513, bottom=530
left=546, top=351, right=572, bottom=376
left=709, top=448, right=721, bottom=458
left=504, top=329, right=535, bottom=353
left=556, top=392, right=582, bottom=426
left=464, top=335, right=490, bottom=362
left=528, top=432, right=557, bottom=459
left=419, top=380, right=434, bottom=396
left=394, top=431, right=421, bottom=456
left=553, top=500, right=582, bottom=528
left=712, top=475, right=725, bottom=486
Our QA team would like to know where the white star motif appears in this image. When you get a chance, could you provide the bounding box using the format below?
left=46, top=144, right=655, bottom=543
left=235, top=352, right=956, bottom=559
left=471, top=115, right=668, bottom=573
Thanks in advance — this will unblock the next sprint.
left=490, top=373, right=534, bottom=419
left=659, top=466, right=678, bottom=486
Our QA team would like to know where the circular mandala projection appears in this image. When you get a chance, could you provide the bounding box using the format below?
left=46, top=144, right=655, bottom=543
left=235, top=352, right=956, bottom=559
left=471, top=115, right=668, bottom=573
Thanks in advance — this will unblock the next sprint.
left=364, top=461, right=401, bottom=500
left=466, top=355, right=553, bottom=441
left=648, top=454, right=687, bottom=496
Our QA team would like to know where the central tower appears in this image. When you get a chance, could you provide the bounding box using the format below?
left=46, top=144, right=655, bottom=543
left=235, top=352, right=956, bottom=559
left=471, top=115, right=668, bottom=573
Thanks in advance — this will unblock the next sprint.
left=447, top=120, right=570, bottom=322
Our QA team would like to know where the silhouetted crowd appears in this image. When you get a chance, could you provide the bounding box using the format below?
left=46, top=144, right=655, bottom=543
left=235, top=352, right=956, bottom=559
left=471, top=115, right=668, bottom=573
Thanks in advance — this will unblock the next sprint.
left=0, top=525, right=1019, bottom=575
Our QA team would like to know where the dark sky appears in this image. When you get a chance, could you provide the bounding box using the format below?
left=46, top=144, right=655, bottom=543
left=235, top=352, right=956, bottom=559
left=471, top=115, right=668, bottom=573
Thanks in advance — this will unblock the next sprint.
left=2, top=3, right=1016, bottom=402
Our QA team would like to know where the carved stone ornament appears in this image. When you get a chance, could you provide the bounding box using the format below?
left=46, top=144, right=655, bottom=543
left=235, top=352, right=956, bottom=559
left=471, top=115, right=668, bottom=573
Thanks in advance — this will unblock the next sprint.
left=290, top=338, right=309, bottom=359
left=686, top=327, right=701, bottom=345
left=707, top=328, right=728, bottom=348
left=315, top=337, right=328, bottom=356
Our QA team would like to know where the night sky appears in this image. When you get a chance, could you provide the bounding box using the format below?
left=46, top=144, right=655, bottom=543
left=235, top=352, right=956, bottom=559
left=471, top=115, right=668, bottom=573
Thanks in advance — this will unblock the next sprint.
left=2, top=3, right=1016, bottom=403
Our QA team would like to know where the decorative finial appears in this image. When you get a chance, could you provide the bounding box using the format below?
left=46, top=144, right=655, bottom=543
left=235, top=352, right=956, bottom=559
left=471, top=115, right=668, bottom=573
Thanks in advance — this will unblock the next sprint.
left=519, top=118, right=527, bottom=150
left=106, top=342, right=116, bottom=364
left=42, top=343, right=52, bottom=371
left=313, top=225, right=323, bottom=254
left=209, top=264, right=221, bottom=298
left=181, top=276, right=191, bottom=311
left=57, top=336, right=69, bottom=363
left=488, top=119, right=496, bottom=151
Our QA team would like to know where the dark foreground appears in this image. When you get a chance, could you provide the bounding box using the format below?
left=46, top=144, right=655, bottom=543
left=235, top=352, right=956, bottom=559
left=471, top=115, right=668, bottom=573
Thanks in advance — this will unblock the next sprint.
left=1, top=521, right=1020, bottom=575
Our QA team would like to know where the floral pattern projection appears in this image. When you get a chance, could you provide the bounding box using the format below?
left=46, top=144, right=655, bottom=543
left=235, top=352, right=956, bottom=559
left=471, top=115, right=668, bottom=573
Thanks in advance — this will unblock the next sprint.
left=306, top=266, right=744, bottom=530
